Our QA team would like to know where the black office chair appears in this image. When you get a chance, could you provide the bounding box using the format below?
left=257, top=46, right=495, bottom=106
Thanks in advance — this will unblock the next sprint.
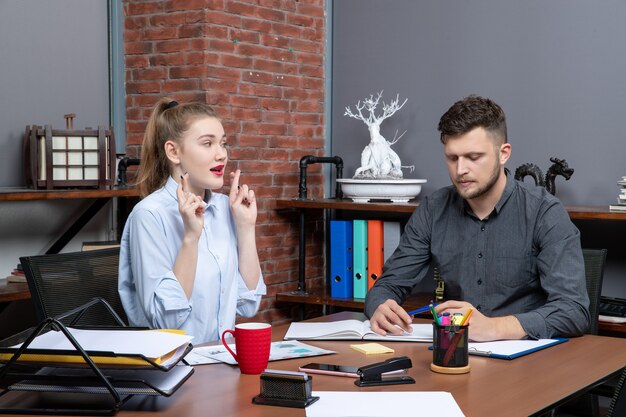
left=607, top=367, right=626, bottom=417
left=582, top=249, right=608, bottom=336
left=555, top=248, right=608, bottom=417
left=20, top=247, right=128, bottom=327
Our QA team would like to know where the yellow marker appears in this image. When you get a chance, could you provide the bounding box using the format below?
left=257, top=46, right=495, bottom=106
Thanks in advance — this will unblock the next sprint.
left=460, top=308, right=473, bottom=326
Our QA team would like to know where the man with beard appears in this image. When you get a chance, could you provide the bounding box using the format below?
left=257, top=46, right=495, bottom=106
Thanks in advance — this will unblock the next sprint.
left=365, top=95, right=589, bottom=341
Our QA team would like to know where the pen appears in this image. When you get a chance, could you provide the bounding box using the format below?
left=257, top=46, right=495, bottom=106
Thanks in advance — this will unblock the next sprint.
left=406, top=303, right=439, bottom=316
left=428, top=304, right=441, bottom=325
left=460, top=308, right=473, bottom=326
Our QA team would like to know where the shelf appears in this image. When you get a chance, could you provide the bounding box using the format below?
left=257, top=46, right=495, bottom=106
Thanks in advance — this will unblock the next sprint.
left=275, top=198, right=418, bottom=213
left=599, top=321, right=626, bottom=337
left=0, top=187, right=138, bottom=202
left=0, top=282, right=30, bottom=303
left=275, top=198, right=626, bottom=221
left=276, top=289, right=433, bottom=312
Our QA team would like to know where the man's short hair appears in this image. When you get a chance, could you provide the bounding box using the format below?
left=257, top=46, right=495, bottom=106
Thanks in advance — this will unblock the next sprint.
left=438, top=95, right=507, bottom=145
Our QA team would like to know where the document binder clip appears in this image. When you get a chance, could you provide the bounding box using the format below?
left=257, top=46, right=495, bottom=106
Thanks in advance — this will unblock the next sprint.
left=252, top=370, right=319, bottom=408
left=354, top=356, right=415, bottom=387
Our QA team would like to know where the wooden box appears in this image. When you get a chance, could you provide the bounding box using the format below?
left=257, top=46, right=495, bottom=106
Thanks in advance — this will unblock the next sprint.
left=23, top=124, right=116, bottom=190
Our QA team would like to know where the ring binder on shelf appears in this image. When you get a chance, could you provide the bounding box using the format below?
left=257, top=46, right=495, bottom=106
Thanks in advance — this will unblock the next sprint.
left=0, top=299, right=194, bottom=415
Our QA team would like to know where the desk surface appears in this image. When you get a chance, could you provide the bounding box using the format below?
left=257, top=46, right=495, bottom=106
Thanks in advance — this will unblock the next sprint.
left=14, top=311, right=613, bottom=417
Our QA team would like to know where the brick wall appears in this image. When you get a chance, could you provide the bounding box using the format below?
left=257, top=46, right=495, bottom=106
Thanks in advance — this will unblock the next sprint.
left=123, top=0, right=327, bottom=323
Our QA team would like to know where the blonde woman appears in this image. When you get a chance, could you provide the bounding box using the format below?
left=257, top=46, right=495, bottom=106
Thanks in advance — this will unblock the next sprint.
left=119, top=98, right=265, bottom=343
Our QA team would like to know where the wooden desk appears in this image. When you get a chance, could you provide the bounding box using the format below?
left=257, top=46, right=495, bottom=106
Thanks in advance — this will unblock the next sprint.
left=5, top=311, right=618, bottom=417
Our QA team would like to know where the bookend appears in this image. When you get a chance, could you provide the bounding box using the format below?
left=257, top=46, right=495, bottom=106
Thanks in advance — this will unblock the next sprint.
left=252, top=370, right=319, bottom=408
left=0, top=299, right=193, bottom=415
left=354, top=356, right=415, bottom=387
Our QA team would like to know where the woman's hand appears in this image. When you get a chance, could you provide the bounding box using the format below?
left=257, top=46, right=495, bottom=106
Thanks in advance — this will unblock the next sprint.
left=229, top=169, right=257, bottom=228
left=176, top=173, right=205, bottom=242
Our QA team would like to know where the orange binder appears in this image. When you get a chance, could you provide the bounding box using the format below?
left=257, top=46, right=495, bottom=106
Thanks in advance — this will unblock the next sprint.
left=367, top=220, right=384, bottom=290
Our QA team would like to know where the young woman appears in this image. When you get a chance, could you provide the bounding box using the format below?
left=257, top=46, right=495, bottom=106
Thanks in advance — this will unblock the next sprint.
left=118, top=98, right=265, bottom=343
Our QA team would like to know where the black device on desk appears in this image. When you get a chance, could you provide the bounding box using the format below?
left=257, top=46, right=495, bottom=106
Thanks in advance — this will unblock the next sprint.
left=600, top=296, right=626, bottom=317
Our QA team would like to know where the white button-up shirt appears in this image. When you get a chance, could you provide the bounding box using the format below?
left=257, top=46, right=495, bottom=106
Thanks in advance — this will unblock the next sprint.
left=119, top=177, right=266, bottom=343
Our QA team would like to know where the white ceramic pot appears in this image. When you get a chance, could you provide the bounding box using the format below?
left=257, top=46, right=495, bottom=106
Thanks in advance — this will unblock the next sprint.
left=336, top=178, right=427, bottom=203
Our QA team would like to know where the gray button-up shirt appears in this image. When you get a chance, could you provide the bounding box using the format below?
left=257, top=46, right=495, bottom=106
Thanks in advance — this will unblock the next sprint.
left=365, top=174, right=590, bottom=339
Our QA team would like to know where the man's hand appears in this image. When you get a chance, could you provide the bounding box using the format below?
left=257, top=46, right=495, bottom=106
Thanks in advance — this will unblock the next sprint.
left=369, top=299, right=413, bottom=336
left=435, top=300, right=526, bottom=341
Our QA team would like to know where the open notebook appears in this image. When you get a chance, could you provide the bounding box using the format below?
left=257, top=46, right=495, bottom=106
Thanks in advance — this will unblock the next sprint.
left=284, top=319, right=432, bottom=342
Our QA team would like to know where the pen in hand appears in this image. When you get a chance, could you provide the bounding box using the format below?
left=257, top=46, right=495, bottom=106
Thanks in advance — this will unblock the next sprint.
left=406, top=303, right=439, bottom=316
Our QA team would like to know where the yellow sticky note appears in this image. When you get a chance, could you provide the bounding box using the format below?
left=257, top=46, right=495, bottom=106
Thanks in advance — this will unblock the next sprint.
left=350, top=343, right=395, bottom=355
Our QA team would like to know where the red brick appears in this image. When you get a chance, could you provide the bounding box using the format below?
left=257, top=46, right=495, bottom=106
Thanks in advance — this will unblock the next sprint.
left=125, top=16, right=148, bottom=30
left=232, top=108, right=262, bottom=121
left=259, top=123, right=287, bottom=135
left=260, top=98, right=289, bottom=111
left=127, top=2, right=163, bottom=16
left=205, top=10, right=242, bottom=26
left=242, top=17, right=272, bottom=33
left=228, top=28, right=260, bottom=44
left=252, top=59, right=284, bottom=74
left=132, top=67, right=167, bottom=80
left=169, top=65, right=209, bottom=79
left=190, top=38, right=209, bottom=50
left=296, top=3, right=324, bottom=17
left=298, top=137, right=325, bottom=148
left=239, top=83, right=282, bottom=97
left=144, top=27, right=178, bottom=41
left=242, top=71, right=274, bottom=84
left=149, top=53, right=185, bottom=66
left=207, top=65, right=241, bottom=80
left=301, top=77, right=323, bottom=90
left=238, top=135, right=267, bottom=147
left=271, top=22, right=302, bottom=38
left=209, top=39, right=237, bottom=54
left=206, top=93, right=230, bottom=106
left=274, top=74, right=300, bottom=87
left=267, top=136, right=296, bottom=148
left=163, top=0, right=210, bottom=12
left=259, top=0, right=296, bottom=12
left=151, top=11, right=205, bottom=26
left=298, top=64, right=322, bottom=78
left=155, top=39, right=192, bottom=53
left=296, top=52, right=323, bottom=66
left=262, top=111, right=291, bottom=124
left=125, top=41, right=153, bottom=55
left=230, top=95, right=260, bottom=107
left=260, top=34, right=290, bottom=50
left=296, top=100, right=323, bottom=113
left=257, top=7, right=286, bottom=22
left=203, top=79, right=239, bottom=93
left=221, top=54, right=253, bottom=68
left=126, top=56, right=149, bottom=68
left=178, top=24, right=204, bottom=38
left=229, top=147, right=262, bottom=160
left=162, top=79, right=200, bottom=92
left=286, top=14, right=315, bottom=27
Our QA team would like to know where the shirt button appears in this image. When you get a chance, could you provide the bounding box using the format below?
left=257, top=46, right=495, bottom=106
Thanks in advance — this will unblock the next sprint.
left=478, top=253, right=483, bottom=258
left=477, top=279, right=482, bottom=285
left=477, top=305, right=482, bottom=311
left=481, top=226, right=486, bottom=231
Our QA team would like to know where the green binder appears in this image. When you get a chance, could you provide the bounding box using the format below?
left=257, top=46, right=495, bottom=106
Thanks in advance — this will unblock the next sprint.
left=353, top=219, right=368, bottom=298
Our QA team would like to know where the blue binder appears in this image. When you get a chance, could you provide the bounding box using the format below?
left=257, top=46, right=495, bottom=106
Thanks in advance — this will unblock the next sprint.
left=330, top=220, right=353, bottom=298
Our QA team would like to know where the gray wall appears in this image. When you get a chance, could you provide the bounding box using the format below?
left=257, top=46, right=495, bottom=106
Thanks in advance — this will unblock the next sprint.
left=331, top=0, right=626, bottom=297
left=0, top=0, right=113, bottom=281
left=0, top=0, right=110, bottom=187
left=332, top=0, right=626, bottom=205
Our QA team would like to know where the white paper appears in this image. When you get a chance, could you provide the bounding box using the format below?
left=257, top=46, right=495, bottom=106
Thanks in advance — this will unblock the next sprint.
left=15, top=328, right=193, bottom=359
left=186, top=340, right=335, bottom=366
left=306, top=391, right=465, bottom=417
left=468, top=339, right=559, bottom=356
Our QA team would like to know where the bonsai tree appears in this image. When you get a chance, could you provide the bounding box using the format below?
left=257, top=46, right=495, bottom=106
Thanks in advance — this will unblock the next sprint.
left=344, top=91, right=414, bottom=179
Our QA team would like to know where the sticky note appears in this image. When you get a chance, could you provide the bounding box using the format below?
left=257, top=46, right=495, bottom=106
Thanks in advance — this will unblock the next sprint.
left=350, top=343, right=395, bottom=355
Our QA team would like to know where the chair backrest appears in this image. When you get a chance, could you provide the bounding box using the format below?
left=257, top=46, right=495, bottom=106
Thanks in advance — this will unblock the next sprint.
left=20, top=247, right=127, bottom=326
left=582, top=248, right=607, bottom=335
left=608, top=367, right=626, bottom=417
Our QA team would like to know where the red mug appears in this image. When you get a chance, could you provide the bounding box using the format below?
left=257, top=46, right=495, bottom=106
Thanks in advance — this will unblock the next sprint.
left=221, top=323, right=271, bottom=374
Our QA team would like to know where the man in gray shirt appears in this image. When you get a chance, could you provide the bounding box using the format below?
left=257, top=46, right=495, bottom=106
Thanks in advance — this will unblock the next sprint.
left=365, top=95, right=590, bottom=341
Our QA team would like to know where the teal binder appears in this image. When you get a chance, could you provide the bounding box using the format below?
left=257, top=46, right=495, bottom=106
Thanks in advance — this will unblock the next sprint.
left=353, top=220, right=368, bottom=298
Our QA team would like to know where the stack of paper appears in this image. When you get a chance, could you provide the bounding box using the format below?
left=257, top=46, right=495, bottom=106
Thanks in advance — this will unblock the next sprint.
left=3, top=328, right=193, bottom=366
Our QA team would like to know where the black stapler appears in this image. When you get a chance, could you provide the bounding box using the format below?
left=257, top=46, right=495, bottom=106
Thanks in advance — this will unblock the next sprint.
left=354, top=356, right=415, bottom=387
